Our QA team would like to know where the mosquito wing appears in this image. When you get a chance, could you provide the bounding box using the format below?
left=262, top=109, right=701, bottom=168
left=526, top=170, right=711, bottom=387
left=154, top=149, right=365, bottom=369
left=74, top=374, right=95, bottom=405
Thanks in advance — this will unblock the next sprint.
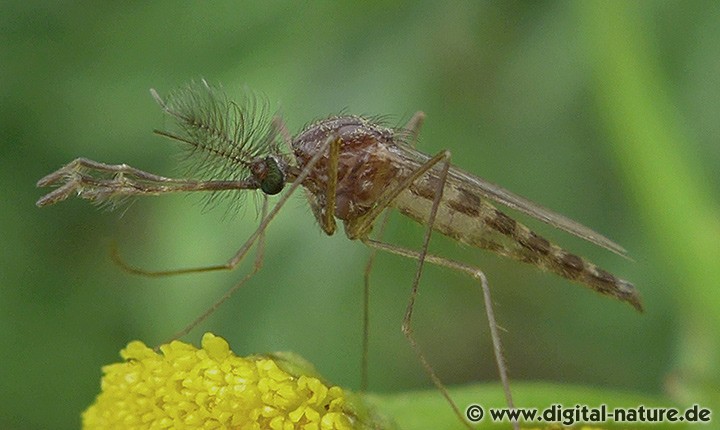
left=395, top=145, right=629, bottom=258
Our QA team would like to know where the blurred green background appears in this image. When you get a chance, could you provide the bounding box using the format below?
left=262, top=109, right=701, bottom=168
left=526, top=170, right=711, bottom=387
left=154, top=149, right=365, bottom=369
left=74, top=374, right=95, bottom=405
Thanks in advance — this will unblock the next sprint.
left=2, top=1, right=719, bottom=429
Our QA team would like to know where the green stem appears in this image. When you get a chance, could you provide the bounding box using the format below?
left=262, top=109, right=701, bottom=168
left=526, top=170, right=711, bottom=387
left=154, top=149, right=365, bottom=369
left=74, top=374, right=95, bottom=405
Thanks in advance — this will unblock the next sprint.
left=576, top=1, right=720, bottom=411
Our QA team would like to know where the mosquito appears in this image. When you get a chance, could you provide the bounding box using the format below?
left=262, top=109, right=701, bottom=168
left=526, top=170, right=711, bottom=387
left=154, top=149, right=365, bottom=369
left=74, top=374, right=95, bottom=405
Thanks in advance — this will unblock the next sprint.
left=37, top=80, right=641, bottom=430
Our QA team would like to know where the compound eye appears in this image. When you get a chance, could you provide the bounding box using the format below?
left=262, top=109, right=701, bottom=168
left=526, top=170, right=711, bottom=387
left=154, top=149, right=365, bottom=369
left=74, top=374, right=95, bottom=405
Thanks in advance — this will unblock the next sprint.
left=259, top=157, right=284, bottom=195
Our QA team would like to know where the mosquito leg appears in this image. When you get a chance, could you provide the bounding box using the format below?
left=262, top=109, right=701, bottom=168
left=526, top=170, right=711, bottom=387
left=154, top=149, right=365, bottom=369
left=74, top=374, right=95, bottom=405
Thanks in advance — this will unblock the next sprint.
left=322, top=136, right=340, bottom=234
left=358, top=116, right=512, bottom=421
left=360, top=111, right=425, bottom=391
left=401, top=152, right=464, bottom=424
left=298, top=134, right=342, bottom=235
left=351, top=149, right=497, bottom=429
left=347, top=147, right=450, bottom=395
left=164, top=196, right=270, bottom=342
left=402, top=111, right=425, bottom=145
left=362, top=237, right=519, bottom=430
left=399, top=116, right=440, bottom=353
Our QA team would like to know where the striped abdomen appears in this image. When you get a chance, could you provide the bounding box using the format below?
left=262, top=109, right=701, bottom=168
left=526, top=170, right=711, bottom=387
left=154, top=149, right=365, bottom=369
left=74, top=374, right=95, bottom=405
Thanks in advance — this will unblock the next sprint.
left=391, top=174, right=642, bottom=312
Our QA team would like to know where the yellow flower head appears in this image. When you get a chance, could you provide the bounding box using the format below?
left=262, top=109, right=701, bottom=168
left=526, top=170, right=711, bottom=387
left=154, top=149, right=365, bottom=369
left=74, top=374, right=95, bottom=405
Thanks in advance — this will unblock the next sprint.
left=82, top=333, right=387, bottom=430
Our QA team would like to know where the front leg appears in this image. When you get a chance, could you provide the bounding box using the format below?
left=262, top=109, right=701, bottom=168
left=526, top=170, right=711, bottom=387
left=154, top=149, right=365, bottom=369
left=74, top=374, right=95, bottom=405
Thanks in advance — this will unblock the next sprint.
left=304, top=135, right=342, bottom=235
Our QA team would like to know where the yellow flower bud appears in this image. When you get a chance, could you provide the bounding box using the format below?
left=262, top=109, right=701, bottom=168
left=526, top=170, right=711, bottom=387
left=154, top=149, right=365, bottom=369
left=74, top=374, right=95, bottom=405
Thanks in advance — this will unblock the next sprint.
left=82, top=333, right=389, bottom=430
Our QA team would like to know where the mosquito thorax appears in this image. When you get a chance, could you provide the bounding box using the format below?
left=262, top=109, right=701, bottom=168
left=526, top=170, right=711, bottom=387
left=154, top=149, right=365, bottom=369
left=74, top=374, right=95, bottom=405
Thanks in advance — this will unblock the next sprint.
left=292, top=115, right=401, bottom=222
left=250, top=156, right=285, bottom=195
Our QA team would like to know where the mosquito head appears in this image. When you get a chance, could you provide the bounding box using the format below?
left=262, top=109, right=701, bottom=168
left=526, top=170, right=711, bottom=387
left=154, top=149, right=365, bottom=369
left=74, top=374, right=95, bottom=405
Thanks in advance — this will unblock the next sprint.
left=249, top=156, right=285, bottom=195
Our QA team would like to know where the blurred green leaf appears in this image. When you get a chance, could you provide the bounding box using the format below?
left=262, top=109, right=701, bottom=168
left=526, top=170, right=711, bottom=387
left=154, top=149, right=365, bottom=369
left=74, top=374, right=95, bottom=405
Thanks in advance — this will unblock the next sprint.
left=372, top=382, right=694, bottom=429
